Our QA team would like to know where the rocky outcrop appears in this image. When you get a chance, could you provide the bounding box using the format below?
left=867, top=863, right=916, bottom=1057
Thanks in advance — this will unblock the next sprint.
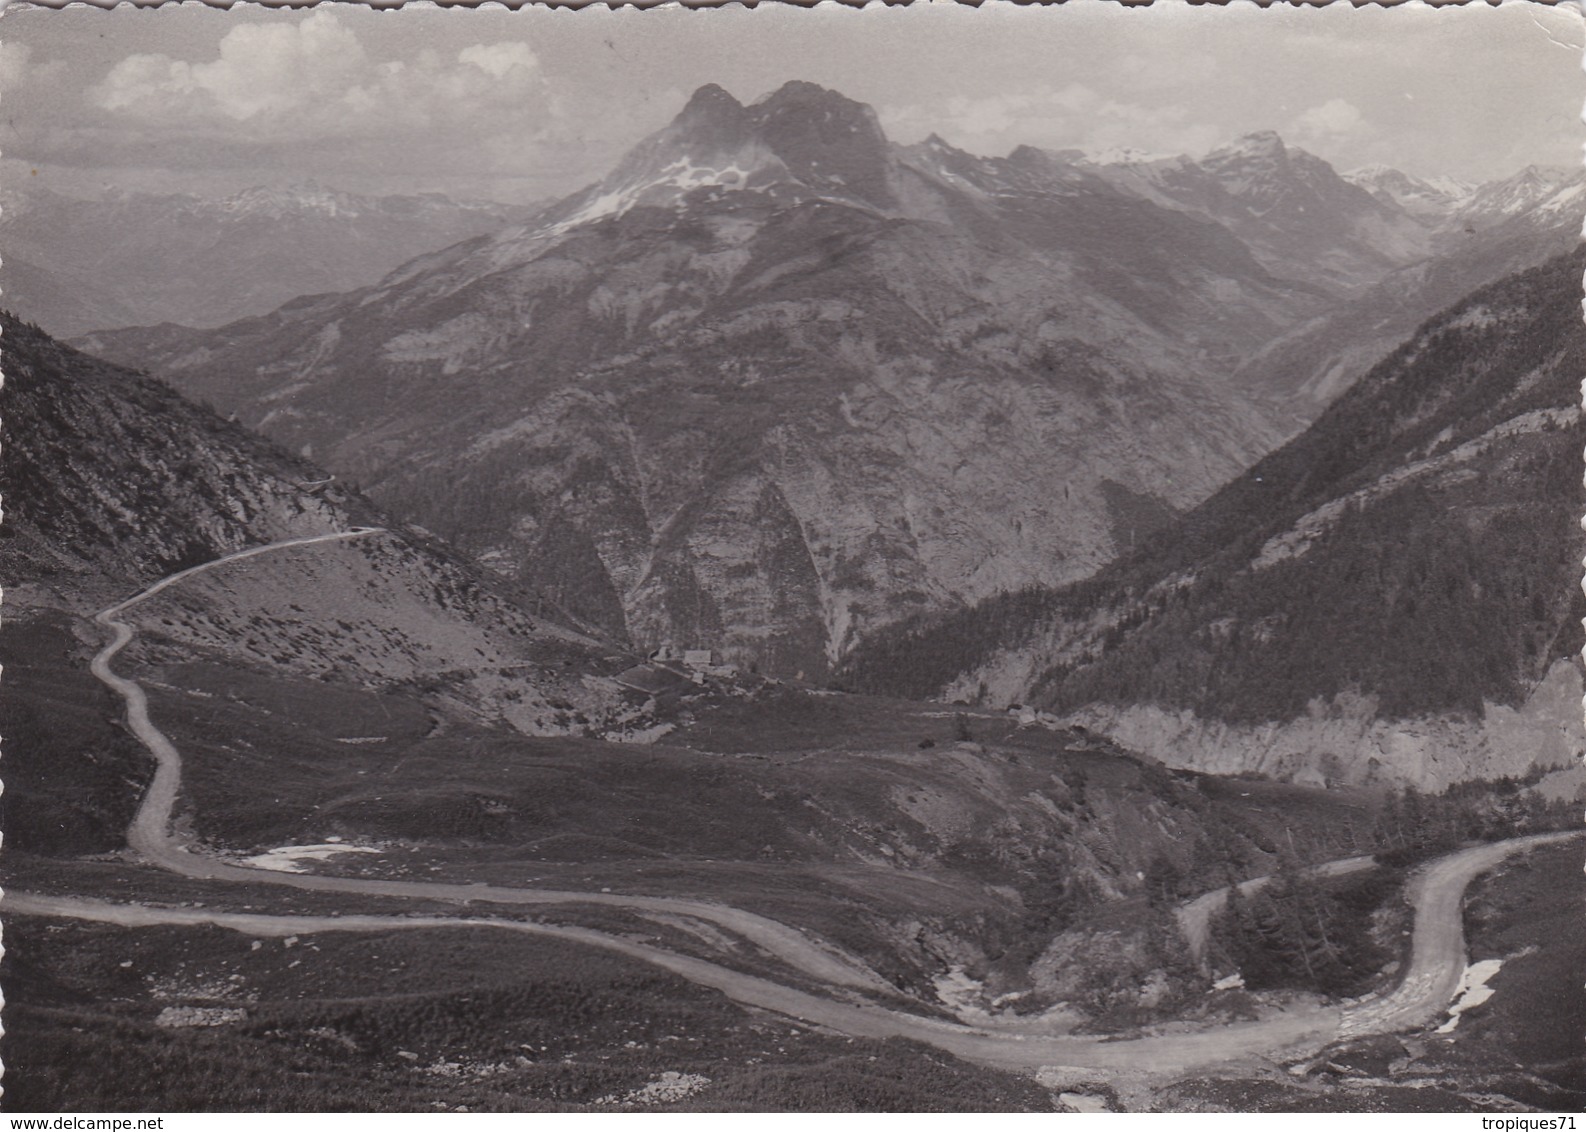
left=1058, top=660, right=1584, bottom=792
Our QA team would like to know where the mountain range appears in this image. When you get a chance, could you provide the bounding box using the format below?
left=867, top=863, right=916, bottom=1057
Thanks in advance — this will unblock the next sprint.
left=1074, top=131, right=1431, bottom=297
left=1238, top=162, right=1585, bottom=427
left=73, top=81, right=1583, bottom=683
left=0, top=183, right=538, bottom=335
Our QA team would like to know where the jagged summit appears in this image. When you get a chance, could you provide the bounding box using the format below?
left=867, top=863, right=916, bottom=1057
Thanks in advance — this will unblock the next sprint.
left=685, top=82, right=743, bottom=111
left=533, top=79, right=901, bottom=231
left=1084, top=146, right=1173, bottom=166
left=671, top=82, right=753, bottom=140
left=747, top=81, right=895, bottom=207
left=1451, top=162, right=1584, bottom=231
left=749, top=79, right=857, bottom=111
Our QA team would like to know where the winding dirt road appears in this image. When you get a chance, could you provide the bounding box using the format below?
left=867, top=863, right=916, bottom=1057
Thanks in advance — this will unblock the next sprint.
left=86, top=529, right=884, bottom=991
left=14, top=832, right=1571, bottom=1074
left=14, top=531, right=1577, bottom=1073
left=98, top=529, right=388, bottom=867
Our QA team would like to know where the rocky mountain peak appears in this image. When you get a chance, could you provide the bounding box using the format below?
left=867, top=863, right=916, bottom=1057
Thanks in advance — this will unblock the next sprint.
left=1512, top=163, right=1576, bottom=187
left=535, top=79, right=902, bottom=230
left=1454, top=162, right=1585, bottom=230
left=683, top=81, right=743, bottom=111
left=1199, top=132, right=1312, bottom=193
left=745, top=80, right=897, bottom=208
left=918, top=133, right=963, bottom=156
left=1191, top=130, right=1403, bottom=254
left=749, top=79, right=864, bottom=117
left=671, top=82, right=754, bottom=143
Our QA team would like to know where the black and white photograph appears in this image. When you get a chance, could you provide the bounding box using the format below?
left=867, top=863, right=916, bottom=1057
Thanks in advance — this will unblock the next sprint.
left=0, top=0, right=1583, bottom=1114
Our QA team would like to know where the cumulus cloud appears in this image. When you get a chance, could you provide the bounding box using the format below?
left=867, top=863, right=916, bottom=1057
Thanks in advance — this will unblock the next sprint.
left=457, top=42, right=540, bottom=82
left=1283, top=97, right=1381, bottom=166
left=1290, top=98, right=1366, bottom=143
left=88, top=12, right=550, bottom=144
left=0, top=10, right=594, bottom=197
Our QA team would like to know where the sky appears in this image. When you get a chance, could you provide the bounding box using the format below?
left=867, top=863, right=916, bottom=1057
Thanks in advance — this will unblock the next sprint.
left=1, top=1, right=1582, bottom=204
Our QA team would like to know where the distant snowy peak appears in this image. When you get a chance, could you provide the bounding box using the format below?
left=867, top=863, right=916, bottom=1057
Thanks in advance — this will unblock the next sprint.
left=1076, top=130, right=1366, bottom=213
left=1082, top=146, right=1175, bottom=167
left=1532, top=179, right=1586, bottom=220
left=1455, top=164, right=1585, bottom=230
left=1198, top=132, right=1367, bottom=207
left=1342, top=160, right=1586, bottom=232
left=1345, top=164, right=1473, bottom=217
left=214, top=182, right=523, bottom=223
left=221, top=182, right=367, bottom=219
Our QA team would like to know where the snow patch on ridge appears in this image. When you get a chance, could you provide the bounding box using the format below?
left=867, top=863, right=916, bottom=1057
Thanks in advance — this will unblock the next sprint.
left=1436, top=958, right=1503, bottom=1033
left=545, top=158, right=758, bottom=235
left=240, top=843, right=381, bottom=873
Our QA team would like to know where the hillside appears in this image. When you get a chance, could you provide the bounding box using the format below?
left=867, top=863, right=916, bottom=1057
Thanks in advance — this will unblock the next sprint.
left=0, top=313, right=643, bottom=856
left=843, top=250, right=1586, bottom=788
left=3, top=313, right=378, bottom=594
